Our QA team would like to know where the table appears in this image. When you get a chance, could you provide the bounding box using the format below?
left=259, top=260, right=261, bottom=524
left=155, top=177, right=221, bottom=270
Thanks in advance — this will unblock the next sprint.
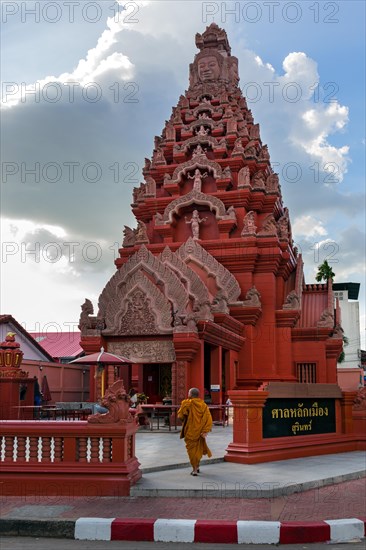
left=139, top=404, right=180, bottom=431
left=12, top=405, right=42, bottom=420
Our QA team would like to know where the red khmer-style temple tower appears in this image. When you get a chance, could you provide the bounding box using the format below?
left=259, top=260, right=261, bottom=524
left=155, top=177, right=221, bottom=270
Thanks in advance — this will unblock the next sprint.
left=79, top=24, right=360, bottom=462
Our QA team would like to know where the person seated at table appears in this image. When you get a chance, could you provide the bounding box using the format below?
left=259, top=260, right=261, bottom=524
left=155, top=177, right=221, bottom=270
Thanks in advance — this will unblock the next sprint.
left=95, top=399, right=108, bottom=414
left=128, top=388, right=138, bottom=407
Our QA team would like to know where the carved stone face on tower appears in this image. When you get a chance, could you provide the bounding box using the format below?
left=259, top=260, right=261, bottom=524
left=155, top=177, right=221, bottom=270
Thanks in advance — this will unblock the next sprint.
left=198, top=55, right=221, bottom=82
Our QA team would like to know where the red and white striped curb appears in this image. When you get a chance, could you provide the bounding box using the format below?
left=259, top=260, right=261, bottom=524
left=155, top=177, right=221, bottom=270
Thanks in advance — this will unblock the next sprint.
left=75, top=517, right=366, bottom=544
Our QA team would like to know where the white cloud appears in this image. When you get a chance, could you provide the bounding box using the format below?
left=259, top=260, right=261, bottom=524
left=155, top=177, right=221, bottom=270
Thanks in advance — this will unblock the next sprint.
left=292, top=215, right=328, bottom=238
left=1, top=0, right=136, bottom=109
left=234, top=49, right=350, bottom=183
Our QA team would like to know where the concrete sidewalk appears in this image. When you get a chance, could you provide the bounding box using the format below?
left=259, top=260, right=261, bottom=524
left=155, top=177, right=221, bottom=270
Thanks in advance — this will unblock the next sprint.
left=1, top=426, right=365, bottom=543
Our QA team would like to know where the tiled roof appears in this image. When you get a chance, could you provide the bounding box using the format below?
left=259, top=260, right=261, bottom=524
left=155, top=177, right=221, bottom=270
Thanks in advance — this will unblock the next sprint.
left=30, top=332, right=83, bottom=359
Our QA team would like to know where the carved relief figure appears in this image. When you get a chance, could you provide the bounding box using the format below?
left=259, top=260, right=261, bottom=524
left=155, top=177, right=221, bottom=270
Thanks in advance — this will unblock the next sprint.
left=134, top=183, right=146, bottom=202
left=252, top=171, right=266, bottom=189
left=229, top=58, right=239, bottom=86
left=250, top=124, right=260, bottom=140
left=224, top=104, right=234, bottom=118
left=353, top=387, right=366, bottom=411
left=192, top=144, right=205, bottom=157
left=145, top=175, right=156, bottom=196
left=78, top=298, right=95, bottom=333
left=283, top=290, right=300, bottom=310
left=196, top=125, right=209, bottom=137
left=244, top=142, right=257, bottom=158
left=165, top=122, right=175, bottom=140
left=119, top=289, right=158, bottom=334
left=258, top=215, right=278, bottom=236
left=318, top=309, right=334, bottom=328
left=143, top=158, right=151, bottom=172
left=241, top=211, right=257, bottom=235
left=163, top=173, right=172, bottom=185
left=211, top=288, right=229, bottom=314
left=154, top=212, right=164, bottom=225
left=238, top=166, right=251, bottom=188
left=243, top=286, right=261, bottom=307
left=123, top=226, right=136, bottom=247
left=188, top=168, right=208, bottom=192
left=222, top=166, right=232, bottom=179
left=226, top=116, right=238, bottom=134
left=152, top=147, right=166, bottom=166
left=266, top=173, right=279, bottom=192
left=259, top=144, right=270, bottom=161
left=278, top=214, right=289, bottom=240
left=197, top=55, right=221, bottom=82
left=185, top=210, right=207, bottom=240
left=232, top=138, right=245, bottom=155
left=135, top=220, right=149, bottom=243
left=225, top=205, right=236, bottom=220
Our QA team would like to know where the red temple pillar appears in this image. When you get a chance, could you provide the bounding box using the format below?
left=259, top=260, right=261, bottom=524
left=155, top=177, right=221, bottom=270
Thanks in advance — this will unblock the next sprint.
left=225, top=390, right=269, bottom=463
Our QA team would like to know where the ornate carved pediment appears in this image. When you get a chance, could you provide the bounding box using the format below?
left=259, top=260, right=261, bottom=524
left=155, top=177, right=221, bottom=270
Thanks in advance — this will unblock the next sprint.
left=177, top=134, right=219, bottom=154
left=162, top=189, right=226, bottom=223
left=171, top=155, right=222, bottom=183
left=159, top=246, right=210, bottom=307
left=98, top=246, right=189, bottom=334
left=119, top=246, right=188, bottom=311
left=193, top=103, right=214, bottom=117
left=101, top=271, right=173, bottom=335
left=177, top=237, right=241, bottom=304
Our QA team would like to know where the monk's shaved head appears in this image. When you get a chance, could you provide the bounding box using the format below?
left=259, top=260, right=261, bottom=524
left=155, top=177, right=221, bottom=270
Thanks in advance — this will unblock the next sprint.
left=188, top=387, right=199, bottom=398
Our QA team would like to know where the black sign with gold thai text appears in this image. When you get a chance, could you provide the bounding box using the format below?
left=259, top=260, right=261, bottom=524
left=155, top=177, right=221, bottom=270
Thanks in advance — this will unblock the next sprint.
left=263, top=398, right=336, bottom=438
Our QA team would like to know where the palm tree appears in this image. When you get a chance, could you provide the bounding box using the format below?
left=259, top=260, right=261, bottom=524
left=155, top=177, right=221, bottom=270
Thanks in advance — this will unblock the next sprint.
left=315, top=260, right=335, bottom=283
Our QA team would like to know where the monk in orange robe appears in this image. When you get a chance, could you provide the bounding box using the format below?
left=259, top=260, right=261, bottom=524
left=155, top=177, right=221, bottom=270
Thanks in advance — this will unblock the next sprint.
left=178, top=387, right=212, bottom=476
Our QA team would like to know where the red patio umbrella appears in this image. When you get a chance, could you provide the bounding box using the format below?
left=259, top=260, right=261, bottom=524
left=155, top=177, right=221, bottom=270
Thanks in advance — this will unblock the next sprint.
left=69, top=348, right=131, bottom=366
left=69, top=348, right=132, bottom=397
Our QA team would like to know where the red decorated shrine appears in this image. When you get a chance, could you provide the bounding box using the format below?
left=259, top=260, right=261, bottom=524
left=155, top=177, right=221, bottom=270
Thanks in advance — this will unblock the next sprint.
left=0, top=333, right=35, bottom=419
left=79, top=24, right=360, bottom=461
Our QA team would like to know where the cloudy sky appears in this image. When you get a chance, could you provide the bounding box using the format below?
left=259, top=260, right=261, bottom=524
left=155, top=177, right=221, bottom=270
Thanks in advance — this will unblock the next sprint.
left=1, top=0, right=365, bottom=347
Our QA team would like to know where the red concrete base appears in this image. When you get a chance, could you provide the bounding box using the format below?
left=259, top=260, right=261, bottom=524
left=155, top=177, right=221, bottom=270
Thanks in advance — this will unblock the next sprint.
left=225, top=434, right=365, bottom=464
left=1, top=459, right=142, bottom=497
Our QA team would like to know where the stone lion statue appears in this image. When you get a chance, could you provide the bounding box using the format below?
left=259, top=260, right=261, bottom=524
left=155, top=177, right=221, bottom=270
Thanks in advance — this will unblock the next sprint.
left=88, top=380, right=133, bottom=424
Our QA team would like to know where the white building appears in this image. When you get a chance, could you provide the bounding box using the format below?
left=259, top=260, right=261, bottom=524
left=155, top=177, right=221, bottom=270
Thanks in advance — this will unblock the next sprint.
left=333, top=283, right=363, bottom=390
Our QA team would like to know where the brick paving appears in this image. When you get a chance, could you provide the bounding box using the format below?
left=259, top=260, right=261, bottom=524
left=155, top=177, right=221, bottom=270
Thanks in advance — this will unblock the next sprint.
left=1, top=478, right=364, bottom=522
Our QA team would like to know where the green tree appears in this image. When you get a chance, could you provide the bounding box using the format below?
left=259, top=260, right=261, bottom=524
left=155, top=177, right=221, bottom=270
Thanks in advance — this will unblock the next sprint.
left=315, top=260, right=335, bottom=283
